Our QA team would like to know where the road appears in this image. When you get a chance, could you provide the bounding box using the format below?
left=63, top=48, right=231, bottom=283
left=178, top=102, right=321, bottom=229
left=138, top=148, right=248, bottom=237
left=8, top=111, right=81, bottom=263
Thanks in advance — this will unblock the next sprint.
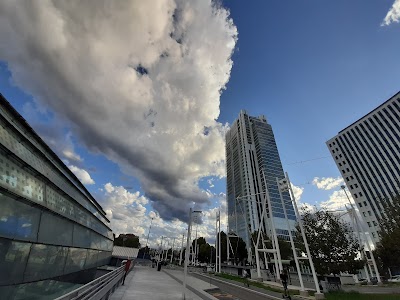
left=190, top=272, right=289, bottom=300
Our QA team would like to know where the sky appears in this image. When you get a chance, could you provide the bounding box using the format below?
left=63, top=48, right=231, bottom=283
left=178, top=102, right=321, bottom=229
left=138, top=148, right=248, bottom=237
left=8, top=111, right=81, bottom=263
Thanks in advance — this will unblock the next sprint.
left=0, top=0, right=399, bottom=249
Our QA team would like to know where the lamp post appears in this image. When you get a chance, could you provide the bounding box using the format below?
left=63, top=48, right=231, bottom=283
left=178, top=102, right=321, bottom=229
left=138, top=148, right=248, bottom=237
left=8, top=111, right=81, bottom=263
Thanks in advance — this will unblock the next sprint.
left=182, top=208, right=202, bottom=299
left=143, top=217, right=154, bottom=259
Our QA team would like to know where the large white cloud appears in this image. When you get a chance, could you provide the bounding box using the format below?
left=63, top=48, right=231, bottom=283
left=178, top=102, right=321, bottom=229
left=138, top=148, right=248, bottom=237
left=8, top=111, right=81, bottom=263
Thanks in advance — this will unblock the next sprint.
left=0, top=0, right=237, bottom=221
left=312, top=176, right=344, bottom=190
left=68, top=165, right=95, bottom=185
left=382, top=0, right=400, bottom=26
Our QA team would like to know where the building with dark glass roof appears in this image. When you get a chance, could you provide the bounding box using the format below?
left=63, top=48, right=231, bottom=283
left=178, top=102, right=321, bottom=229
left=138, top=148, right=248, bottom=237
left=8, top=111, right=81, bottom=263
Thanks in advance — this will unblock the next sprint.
left=0, top=93, right=113, bottom=297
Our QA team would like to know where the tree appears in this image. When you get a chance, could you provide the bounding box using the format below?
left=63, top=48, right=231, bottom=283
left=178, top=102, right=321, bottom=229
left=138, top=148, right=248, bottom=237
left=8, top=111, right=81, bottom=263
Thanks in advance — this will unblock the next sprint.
left=219, top=231, right=248, bottom=263
left=375, top=195, right=400, bottom=273
left=295, top=209, right=364, bottom=276
left=114, top=233, right=140, bottom=248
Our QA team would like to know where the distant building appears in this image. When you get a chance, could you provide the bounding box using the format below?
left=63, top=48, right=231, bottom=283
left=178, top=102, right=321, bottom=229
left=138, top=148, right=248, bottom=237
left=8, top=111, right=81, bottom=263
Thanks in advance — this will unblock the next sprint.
left=327, top=91, right=400, bottom=243
left=225, top=110, right=296, bottom=254
left=0, top=94, right=113, bottom=296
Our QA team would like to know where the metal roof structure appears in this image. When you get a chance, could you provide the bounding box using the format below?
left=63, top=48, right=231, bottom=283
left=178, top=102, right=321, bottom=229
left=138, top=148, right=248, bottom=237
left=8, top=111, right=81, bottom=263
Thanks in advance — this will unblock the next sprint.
left=112, top=246, right=139, bottom=259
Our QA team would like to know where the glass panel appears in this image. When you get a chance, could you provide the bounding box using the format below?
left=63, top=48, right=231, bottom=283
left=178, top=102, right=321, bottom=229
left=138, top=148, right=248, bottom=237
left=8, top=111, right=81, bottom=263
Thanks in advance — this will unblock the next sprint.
left=0, top=151, right=44, bottom=204
left=0, top=239, right=31, bottom=285
left=24, top=244, right=68, bottom=282
left=72, top=224, right=91, bottom=249
left=46, top=187, right=75, bottom=220
left=0, top=193, right=40, bottom=242
left=64, top=248, right=88, bottom=274
left=38, top=212, right=73, bottom=246
left=85, top=249, right=99, bottom=269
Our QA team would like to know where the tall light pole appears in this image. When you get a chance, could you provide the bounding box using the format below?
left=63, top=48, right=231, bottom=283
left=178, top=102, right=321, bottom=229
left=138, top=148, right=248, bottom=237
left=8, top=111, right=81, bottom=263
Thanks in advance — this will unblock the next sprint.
left=179, top=233, right=185, bottom=265
left=143, top=217, right=154, bottom=259
left=183, top=209, right=202, bottom=300
left=341, top=185, right=381, bottom=285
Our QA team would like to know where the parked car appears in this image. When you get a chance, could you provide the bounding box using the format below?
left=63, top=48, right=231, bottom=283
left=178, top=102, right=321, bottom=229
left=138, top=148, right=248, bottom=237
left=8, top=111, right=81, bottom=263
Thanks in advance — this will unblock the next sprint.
left=370, top=276, right=386, bottom=284
left=388, top=275, right=400, bottom=283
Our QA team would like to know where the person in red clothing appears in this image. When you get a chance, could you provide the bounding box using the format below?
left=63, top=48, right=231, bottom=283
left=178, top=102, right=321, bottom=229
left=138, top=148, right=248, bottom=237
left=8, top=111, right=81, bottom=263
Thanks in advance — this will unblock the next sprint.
left=122, top=259, right=132, bottom=285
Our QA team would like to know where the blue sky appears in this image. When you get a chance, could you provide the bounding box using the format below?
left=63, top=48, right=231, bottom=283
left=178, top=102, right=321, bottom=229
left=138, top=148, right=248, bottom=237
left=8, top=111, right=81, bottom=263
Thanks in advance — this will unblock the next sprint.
left=0, top=1, right=399, bottom=247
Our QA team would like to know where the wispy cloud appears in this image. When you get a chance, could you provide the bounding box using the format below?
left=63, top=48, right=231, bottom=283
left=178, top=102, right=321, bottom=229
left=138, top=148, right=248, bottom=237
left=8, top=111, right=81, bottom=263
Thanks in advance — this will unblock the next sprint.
left=312, top=176, right=344, bottom=190
left=0, top=1, right=237, bottom=221
left=382, top=0, right=400, bottom=26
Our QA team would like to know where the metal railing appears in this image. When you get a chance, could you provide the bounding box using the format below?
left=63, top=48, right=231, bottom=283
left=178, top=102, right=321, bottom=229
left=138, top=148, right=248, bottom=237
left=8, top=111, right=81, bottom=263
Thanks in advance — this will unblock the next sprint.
left=55, top=266, right=125, bottom=300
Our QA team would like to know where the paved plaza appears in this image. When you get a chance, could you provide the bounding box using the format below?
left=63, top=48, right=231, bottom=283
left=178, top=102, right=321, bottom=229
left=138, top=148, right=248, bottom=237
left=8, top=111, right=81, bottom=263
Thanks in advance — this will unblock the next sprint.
left=109, top=266, right=215, bottom=300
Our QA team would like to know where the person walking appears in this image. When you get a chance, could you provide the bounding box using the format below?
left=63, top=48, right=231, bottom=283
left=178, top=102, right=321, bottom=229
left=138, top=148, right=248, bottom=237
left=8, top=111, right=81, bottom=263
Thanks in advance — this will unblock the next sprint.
left=122, top=259, right=132, bottom=285
left=280, top=269, right=291, bottom=299
left=242, top=269, right=250, bottom=287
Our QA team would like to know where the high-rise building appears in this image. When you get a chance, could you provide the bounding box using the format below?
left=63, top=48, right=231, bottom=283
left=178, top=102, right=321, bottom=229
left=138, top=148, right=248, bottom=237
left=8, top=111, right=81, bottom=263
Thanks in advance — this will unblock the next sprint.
left=0, top=94, right=114, bottom=298
left=327, top=91, right=400, bottom=243
left=225, top=110, right=296, bottom=253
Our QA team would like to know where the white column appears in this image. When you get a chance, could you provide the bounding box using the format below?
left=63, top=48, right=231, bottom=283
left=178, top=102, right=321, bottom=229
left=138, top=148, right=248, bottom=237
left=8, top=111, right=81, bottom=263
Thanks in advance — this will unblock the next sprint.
left=182, top=208, right=192, bottom=300
left=286, top=172, right=322, bottom=295
left=277, top=177, right=305, bottom=291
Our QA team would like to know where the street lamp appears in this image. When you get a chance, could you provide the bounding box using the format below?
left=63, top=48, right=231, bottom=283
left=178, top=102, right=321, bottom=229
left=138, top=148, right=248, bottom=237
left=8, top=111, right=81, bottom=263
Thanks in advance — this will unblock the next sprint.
left=142, top=217, right=154, bottom=259
left=182, top=208, right=202, bottom=300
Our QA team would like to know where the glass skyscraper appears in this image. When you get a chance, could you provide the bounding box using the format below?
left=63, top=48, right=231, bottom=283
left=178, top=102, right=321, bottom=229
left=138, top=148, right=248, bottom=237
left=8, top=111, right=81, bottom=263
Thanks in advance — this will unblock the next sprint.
left=0, top=94, right=113, bottom=298
left=226, top=110, right=296, bottom=255
left=327, top=91, right=400, bottom=243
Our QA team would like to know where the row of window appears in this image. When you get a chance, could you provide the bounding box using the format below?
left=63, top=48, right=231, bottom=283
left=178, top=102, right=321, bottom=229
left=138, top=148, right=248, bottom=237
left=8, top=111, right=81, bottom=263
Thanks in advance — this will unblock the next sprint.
left=0, top=120, right=109, bottom=226
left=0, top=238, right=111, bottom=285
left=0, top=193, right=113, bottom=251
left=0, top=149, right=112, bottom=240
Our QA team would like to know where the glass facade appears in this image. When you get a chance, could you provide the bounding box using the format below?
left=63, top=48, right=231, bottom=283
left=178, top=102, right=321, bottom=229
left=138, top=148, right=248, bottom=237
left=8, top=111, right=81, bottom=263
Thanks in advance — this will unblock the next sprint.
left=226, top=110, right=296, bottom=252
left=0, top=94, right=113, bottom=290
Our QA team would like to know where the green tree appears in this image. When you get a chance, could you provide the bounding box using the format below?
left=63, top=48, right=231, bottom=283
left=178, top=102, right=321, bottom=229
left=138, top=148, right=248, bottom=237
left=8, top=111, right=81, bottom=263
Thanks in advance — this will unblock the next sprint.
left=295, top=209, right=364, bottom=275
left=114, top=233, right=140, bottom=248
left=375, top=195, right=400, bottom=273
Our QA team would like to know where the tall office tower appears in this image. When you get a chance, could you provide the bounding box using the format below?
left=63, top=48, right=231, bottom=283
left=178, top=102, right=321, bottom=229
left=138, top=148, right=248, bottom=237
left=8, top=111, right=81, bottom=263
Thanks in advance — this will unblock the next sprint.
left=327, top=91, right=400, bottom=243
left=226, top=110, right=296, bottom=254
left=0, top=94, right=113, bottom=298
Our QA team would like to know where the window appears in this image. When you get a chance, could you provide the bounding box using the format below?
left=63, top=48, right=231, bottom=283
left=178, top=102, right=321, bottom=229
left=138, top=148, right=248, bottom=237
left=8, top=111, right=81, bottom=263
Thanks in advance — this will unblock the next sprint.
left=363, top=212, right=366, bottom=217
left=350, top=176, right=354, bottom=180
left=354, top=194, right=358, bottom=198
left=355, top=184, right=358, bottom=188
left=339, top=163, right=342, bottom=166
left=359, top=192, right=363, bottom=196
left=335, top=156, right=338, bottom=160
left=346, top=177, right=349, bottom=181
left=339, top=154, right=342, bottom=158
left=367, top=222, right=371, bottom=227
left=350, top=185, right=353, bottom=189
left=359, top=203, right=362, bottom=208
left=372, top=232, right=376, bottom=238
left=332, top=150, right=335, bottom=153
left=343, top=161, right=346, bottom=165
left=346, top=168, right=350, bottom=172
left=363, top=201, right=368, bottom=206
left=368, top=211, right=372, bottom=216
left=373, top=221, right=377, bottom=226
left=329, top=143, right=332, bottom=147
left=342, top=169, right=346, bottom=174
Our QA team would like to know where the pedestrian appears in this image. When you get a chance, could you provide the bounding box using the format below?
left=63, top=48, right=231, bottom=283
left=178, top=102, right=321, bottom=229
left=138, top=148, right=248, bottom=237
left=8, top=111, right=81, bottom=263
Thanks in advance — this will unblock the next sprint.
left=122, top=259, right=132, bottom=285
left=280, top=269, right=290, bottom=299
left=242, top=269, right=250, bottom=287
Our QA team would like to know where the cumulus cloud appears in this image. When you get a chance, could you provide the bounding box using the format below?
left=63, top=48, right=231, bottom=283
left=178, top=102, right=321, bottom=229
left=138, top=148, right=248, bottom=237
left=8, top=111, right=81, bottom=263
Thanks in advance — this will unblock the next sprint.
left=68, top=165, right=95, bottom=185
left=312, top=176, right=344, bottom=190
left=100, top=183, right=226, bottom=248
left=290, top=183, right=304, bottom=201
left=320, top=190, right=349, bottom=211
left=0, top=0, right=237, bottom=221
left=382, top=0, right=400, bottom=26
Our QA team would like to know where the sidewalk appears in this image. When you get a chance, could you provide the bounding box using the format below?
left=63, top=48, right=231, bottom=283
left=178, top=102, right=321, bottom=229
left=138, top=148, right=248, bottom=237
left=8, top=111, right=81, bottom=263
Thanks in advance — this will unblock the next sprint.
left=109, top=266, right=203, bottom=300
left=162, top=269, right=219, bottom=300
